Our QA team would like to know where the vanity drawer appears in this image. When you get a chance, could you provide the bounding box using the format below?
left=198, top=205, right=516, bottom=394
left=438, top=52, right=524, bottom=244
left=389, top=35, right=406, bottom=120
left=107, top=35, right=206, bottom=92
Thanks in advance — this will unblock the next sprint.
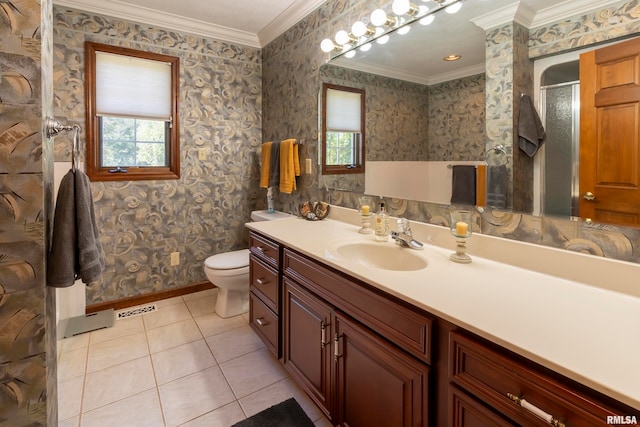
left=249, top=232, right=280, bottom=268
left=250, top=254, right=278, bottom=312
left=283, top=248, right=432, bottom=364
left=249, top=292, right=279, bottom=357
left=450, top=331, right=638, bottom=426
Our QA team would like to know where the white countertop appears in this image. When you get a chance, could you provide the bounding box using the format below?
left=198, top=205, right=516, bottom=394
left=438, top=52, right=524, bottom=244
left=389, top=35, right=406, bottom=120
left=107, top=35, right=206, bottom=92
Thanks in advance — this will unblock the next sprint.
left=246, top=211, right=640, bottom=410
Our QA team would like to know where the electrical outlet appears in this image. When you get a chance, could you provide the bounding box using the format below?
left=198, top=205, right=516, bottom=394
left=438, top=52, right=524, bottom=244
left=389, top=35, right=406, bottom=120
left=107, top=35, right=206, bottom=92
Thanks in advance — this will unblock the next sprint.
left=305, top=158, right=312, bottom=175
left=198, top=148, right=207, bottom=160
left=170, top=252, right=180, bottom=266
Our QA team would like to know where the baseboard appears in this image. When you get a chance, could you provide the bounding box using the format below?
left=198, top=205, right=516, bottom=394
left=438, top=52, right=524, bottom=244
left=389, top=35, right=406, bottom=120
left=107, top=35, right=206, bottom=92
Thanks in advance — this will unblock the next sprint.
left=86, top=281, right=215, bottom=314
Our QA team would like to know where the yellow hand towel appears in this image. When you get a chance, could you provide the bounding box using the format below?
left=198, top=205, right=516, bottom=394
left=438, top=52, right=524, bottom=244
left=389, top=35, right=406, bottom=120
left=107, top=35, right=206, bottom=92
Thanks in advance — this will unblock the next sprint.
left=259, top=142, right=272, bottom=188
left=279, top=138, right=300, bottom=194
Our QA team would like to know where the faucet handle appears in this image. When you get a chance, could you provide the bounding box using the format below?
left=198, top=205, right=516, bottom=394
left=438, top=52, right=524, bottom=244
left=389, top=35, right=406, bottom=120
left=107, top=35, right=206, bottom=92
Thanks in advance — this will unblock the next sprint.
left=397, top=218, right=411, bottom=234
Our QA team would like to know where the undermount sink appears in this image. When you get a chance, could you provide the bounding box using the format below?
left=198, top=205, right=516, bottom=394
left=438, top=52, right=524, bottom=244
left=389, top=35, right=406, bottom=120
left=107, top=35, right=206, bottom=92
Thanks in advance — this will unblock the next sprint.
left=335, top=242, right=428, bottom=271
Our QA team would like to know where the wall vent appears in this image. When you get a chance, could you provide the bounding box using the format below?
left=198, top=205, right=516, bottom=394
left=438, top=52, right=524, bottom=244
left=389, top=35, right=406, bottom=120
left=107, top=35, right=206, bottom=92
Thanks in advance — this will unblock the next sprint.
left=116, top=304, right=157, bottom=320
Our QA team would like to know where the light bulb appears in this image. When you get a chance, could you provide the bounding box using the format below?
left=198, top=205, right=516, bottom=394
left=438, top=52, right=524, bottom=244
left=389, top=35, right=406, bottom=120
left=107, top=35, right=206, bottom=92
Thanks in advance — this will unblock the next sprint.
left=397, top=25, right=411, bottom=35
left=345, top=50, right=356, bottom=58
left=360, top=43, right=372, bottom=52
left=351, top=21, right=368, bottom=37
left=370, top=9, right=388, bottom=27
left=376, top=35, right=390, bottom=45
left=445, top=2, right=462, bottom=14
left=417, top=5, right=429, bottom=16
left=419, top=15, right=434, bottom=25
left=392, top=0, right=411, bottom=16
left=335, top=30, right=351, bottom=45
left=321, top=38, right=336, bottom=52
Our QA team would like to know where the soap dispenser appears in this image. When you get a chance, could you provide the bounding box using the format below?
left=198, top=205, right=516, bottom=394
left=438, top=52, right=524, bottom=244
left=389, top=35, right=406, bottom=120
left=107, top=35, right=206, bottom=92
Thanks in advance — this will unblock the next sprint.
left=375, top=202, right=389, bottom=242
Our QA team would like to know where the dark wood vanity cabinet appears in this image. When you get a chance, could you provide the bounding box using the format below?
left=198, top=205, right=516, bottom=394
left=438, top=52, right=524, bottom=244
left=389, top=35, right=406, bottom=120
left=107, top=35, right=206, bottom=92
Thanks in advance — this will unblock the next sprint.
left=247, top=231, right=639, bottom=427
left=282, top=247, right=431, bottom=426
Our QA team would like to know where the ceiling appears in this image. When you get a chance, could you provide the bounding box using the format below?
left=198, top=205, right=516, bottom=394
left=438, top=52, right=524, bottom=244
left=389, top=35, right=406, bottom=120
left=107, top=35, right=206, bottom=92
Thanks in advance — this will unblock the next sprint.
left=53, top=0, right=622, bottom=55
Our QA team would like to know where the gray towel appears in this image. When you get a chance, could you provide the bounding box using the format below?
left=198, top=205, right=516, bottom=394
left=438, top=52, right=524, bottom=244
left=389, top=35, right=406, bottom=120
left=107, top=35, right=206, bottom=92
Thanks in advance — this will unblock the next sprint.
left=47, top=170, right=105, bottom=287
left=450, top=165, right=476, bottom=206
left=518, top=94, right=546, bottom=157
left=269, top=141, right=281, bottom=188
left=487, top=165, right=508, bottom=208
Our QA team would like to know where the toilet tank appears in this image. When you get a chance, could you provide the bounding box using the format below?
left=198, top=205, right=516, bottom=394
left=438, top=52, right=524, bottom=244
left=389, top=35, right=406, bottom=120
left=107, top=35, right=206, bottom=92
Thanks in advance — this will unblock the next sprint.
left=250, top=210, right=295, bottom=222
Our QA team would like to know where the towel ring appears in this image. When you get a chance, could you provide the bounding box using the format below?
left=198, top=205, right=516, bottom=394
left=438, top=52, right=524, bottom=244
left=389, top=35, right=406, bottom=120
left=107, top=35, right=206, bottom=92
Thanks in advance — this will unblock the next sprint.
left=491, top=144, right=507, bottom=156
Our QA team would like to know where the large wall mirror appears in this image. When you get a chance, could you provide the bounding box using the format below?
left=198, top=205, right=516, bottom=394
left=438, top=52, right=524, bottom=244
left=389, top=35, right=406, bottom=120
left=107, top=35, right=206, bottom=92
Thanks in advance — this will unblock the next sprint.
left=318, top=0, right=640, bottom=228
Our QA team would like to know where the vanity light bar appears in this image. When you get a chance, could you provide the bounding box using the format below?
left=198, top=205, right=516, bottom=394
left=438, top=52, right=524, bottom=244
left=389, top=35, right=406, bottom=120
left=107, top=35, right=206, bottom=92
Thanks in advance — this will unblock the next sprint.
left=320, top=0, right=464, bottom=58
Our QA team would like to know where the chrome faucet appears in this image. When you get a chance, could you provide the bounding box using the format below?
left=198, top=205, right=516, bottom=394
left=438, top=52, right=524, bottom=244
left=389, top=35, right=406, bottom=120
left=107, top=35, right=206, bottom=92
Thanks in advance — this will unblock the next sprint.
left=391, top=218, right=424, bottom=249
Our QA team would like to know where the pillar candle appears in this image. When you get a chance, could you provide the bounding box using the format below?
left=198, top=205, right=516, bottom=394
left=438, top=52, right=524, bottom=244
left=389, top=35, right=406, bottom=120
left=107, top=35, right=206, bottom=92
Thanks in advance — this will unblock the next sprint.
left=455, top=221, right=468, bottom=236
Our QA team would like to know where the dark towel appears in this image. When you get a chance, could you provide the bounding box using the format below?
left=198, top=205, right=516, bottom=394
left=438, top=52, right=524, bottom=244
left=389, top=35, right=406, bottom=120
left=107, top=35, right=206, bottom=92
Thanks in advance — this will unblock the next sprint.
left=47, top=170, right=105, bottom=287
left=518, top=94, right=546, bottom=157
left=487, top=165, right=508, bottom=208
left=451, top=165, right=476, bottom=206
left=269, top=141, right=281, bottom=188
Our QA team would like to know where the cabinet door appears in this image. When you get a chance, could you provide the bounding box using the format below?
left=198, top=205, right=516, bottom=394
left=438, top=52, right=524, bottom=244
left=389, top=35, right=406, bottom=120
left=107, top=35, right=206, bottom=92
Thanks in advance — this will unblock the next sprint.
left=334, top=312, right=430, bottom=427
left=283, top=278, right=333, bottom=418
left=449, top=386, right=515, bottom=427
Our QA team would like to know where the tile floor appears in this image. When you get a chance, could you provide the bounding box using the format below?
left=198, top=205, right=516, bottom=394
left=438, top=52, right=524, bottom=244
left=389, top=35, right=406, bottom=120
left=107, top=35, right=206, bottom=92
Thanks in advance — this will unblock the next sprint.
left=57, top=288, right=332, bottom=427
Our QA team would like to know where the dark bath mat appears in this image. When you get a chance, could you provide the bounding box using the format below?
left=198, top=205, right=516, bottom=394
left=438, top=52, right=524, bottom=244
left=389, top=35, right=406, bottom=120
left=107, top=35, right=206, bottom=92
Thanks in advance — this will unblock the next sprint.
left=231, top=397, right=315, bottom=427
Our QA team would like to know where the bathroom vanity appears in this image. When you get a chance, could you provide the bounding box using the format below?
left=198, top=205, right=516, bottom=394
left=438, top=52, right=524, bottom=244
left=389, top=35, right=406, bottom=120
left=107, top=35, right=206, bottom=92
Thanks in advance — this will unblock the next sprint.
left=246, top=211, right=640, bottom=426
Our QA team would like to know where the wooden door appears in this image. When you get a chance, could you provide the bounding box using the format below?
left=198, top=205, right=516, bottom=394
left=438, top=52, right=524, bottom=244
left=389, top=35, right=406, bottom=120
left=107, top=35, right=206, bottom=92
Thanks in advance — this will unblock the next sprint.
left=334, top=312, right=429, bottom=427
left=579, top=37, right=640, bottom=225
left=282, top=278, right=333, bottom=418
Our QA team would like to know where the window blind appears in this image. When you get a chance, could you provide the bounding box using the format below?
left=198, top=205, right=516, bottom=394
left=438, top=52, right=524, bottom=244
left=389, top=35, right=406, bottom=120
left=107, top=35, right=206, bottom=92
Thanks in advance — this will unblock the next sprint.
left=95, top=51, right=172, bottom=120
left=326, top=88, right=362, bottom=132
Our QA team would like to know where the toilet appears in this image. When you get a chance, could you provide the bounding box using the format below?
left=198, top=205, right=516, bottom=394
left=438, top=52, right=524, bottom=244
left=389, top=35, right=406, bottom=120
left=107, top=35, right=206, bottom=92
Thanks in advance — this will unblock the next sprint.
left=203, top=210, right=294, bottom=318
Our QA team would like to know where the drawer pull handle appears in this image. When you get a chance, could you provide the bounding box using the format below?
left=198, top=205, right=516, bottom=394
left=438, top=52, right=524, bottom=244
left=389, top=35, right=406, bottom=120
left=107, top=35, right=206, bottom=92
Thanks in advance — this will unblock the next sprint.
left=334, top=333, right=343, bottom=361
left=255, top=318, right=268, bottom=327
left=256, top=278, right=267, bottom=285
left=507, top=393, right=566, bottom=427
left=320, top=321, right=329, bottom=348
left=255, top=246, right=264, bottom=252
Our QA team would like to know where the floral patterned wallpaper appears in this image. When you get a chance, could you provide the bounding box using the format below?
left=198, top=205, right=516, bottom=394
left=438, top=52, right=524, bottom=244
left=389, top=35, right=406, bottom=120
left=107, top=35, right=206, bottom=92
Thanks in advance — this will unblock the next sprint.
left=53, top=8, right=263, bottom=305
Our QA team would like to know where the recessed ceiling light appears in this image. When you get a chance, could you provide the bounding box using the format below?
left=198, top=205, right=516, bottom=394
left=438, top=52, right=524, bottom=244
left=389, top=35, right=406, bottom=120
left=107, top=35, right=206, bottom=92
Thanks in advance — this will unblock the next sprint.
left=443, top=54, right=461, bottom=61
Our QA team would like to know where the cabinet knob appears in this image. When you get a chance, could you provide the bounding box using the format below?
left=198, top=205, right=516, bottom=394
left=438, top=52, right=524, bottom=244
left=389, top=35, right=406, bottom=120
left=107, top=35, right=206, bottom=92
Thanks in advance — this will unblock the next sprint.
left=255, top=318, right=267, bottom=327
left=256, top=278, right=267, bottom=285
left=583, top=191, right=596, bottom=201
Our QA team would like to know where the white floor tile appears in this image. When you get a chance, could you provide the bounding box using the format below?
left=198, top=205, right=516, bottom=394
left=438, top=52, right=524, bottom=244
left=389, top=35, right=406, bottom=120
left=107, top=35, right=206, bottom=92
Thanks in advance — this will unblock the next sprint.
left=219, top=348, right=288, bottom=399
left=58, top=347, right=87, bottom=382
left=155, top=295, right=185, bottom=308
left=80, top=389, right=164, bottom=427
left=158, top=366, right=236, bottom=427
left=185, top=293, right=217, bottom=318
left=82, top=356, right=156, bottom=412
left=193, top=312, right=247, bottom=338
left=182, top=288, right=217, bottom=302
left=57, top=376, right=84, bottom=422
left=90, top=316, right=144, bottom=345
left=58, top=333, right=90, bottom=355
left=205, top=325, right=264, bottom=363
left=146, top=318, right=203, bottom=354
left=86, top=331, right=149, bottom=373
left=178, top=401, right=246, bottom=427
left=57, top=415, right=79, bottom=427
left=151, top=339, right=217, bottom=385
left=143, top=301, right=192, bottom=330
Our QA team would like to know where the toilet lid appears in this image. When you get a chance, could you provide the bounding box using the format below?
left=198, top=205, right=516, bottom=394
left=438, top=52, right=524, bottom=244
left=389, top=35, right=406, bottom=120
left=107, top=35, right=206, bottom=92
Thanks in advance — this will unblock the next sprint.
left=205, top=249, right=250, bottom=270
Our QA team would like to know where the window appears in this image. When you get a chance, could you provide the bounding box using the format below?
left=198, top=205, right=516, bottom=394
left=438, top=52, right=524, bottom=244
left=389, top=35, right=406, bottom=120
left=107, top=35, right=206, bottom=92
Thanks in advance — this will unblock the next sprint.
left=85, top=42, right=180, bottom=181
left=321, top=83, right=365, bottom=174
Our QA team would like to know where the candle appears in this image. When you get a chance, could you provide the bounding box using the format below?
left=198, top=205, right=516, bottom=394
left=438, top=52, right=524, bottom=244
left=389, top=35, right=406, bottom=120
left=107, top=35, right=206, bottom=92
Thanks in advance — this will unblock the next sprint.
left=361, top=205, right=370, bottom=215
left=455, top=221, right=468, bottom=236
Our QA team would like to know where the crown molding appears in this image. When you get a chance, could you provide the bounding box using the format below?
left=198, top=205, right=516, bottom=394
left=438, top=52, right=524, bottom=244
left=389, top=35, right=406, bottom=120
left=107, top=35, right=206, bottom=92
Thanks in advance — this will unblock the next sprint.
left=53, top=0, right=325, bottom=48
left=530, top=0, right=624, bottom=28
left=258, top=0, right=326, bottom=46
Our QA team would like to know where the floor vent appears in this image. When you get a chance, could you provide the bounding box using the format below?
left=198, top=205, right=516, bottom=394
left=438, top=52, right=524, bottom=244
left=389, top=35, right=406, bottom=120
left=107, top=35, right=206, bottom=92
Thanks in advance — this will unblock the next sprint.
left=116, top=304, right=157, bottom=320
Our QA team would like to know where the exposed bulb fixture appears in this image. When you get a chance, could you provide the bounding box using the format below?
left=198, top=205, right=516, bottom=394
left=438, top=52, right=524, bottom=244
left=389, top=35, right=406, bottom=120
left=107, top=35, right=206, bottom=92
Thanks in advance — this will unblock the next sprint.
left=371, top=9, right=396, bottom=27
left=321, top=38, right=338, bottom=53
left=376, top=34, right=390, bottom=45
left=392, top=0, right=420, bottom=16
left=445, top=2, right=462, bottom=13
left=360, top=43, right=372, bottom=52
left=397, top=25, right=411, bottom=35
left=419, top=14, right=434, bottom=25
left=345, top=50, right=357, bottom=58
left=351, top=21, right=375, bottom=37
left=335, top=30, right=355, bottom=46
